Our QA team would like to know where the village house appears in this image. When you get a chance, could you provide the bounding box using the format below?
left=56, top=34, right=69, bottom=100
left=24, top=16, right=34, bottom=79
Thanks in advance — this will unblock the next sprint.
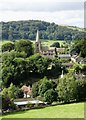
left=71, top=55, right=85, bottom=64
left=58, top=54, right=71, bottom=60
left=35, top=30, right=65, bottom=58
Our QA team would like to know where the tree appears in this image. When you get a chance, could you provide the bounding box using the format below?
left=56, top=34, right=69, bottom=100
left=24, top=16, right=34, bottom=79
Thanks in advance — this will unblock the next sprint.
left=48, top=59, right=62, bottom=78
left=38, top=77, right=53, bottom=97
left=70, top=40, right=86, bottom=58
left=44, top=89, right=58, bottom=104
left=26, top=54, right=51, bottom=76
left=50, top=42, right=60, bottom=48
left=57, top=73, right=77, bottom=103
left=17, top=89, right=24, bottom=98
left=2, top=50, right=27, bottom=87
left=2, top=20, right=85, bottom=41
left=15, top=40, right=33, bottom=57
left=32, top=81, right=41, bottom=98
left=76, top=79, right=86, bottom=101
left=2, top=42, right=14, bottom=52
left=2, top=84, right=22, bottom=110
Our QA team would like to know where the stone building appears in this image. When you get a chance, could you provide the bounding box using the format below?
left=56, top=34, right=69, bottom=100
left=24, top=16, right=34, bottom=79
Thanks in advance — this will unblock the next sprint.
left=35, top=30, right=65, bottom=58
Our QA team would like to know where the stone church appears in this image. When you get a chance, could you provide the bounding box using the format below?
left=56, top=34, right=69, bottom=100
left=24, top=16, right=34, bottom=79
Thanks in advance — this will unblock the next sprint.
left=35, top=30, right=65, bottom=58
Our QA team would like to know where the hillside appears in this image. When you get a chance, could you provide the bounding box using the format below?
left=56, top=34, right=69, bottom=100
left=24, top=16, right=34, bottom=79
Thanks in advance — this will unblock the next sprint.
left=1, top=20, right=86, bottom=41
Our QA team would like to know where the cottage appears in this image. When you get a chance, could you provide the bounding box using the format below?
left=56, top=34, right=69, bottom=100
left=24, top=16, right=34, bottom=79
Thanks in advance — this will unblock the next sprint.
left=62, top=63, right=73, bottom=68
left=58, top=54, right=71, bottom=59
left=71, top=55, right=85, bottom=64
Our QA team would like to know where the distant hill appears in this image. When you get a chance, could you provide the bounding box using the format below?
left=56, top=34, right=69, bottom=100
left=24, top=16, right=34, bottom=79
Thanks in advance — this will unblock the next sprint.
left=1, top=20, right=86, bottom=41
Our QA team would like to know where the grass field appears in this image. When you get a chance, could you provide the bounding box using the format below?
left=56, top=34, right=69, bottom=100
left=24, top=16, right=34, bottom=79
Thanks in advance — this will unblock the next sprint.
left=2, top=102, right=84, bottom=118
left=0, top=40, right=64, bottom=47
left=31, top=40, right=64, bottom=47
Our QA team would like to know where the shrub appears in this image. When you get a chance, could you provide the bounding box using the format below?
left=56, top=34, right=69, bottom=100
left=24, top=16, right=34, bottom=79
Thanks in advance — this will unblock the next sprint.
left=44, top=89, right=58, bottom=104
left=39, top=77, right=53, bottom=97
left=76, top=79, right=86, bottom=101
left=57, top=73, right=77, bottom=103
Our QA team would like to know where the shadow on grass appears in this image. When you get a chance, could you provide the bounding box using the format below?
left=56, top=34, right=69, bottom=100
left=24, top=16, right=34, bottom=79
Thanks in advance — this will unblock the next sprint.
left=3, top=101, right=85, bottom=117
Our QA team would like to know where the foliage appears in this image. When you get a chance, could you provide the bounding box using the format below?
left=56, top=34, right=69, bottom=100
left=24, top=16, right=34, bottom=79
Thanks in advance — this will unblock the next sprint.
left=70, top=40, right=86, bottom=58
left=47, top=58, right=62, bottom=78
left=57, top=73, right=77, bottom=103
left=32, top=77, right=57, bottom=98
left=76, top=79, right=86, bottom=101
left=2, top=51, right=28, bottom=87
left=44, top=89, right=58, bottom=104
left=1, top=20, right=86, bottom=41
left=2, top=94, right=16, bottom=111
left=38, top=77, right=53, bottom=97
left=26, top=54, right=51, bottom=76
left=74, top=64, right=86, bottom=74
left=2, top=47, right=63, bottom=87
left=17, top=89, right=24, bottom=98
left=2, top=83, right=22, bottom=110
left=32, top=81, right=40, bottom=98
left=50, top=42, right=60, bottom=48
left=15, top=40, right=33, bottom=57
left=2, top=42, right=14, bottom=52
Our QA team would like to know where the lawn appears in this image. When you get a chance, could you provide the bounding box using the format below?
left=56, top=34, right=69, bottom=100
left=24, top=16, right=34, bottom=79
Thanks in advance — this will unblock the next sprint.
left=2, top=102, right=84, bottom=118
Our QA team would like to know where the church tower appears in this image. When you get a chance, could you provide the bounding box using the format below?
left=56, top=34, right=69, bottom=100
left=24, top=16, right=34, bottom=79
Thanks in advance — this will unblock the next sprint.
left=35, top=30, right=41, bottom=53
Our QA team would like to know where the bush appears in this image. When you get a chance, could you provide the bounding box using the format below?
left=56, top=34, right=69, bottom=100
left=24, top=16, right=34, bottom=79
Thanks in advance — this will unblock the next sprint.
left=76, top=79, right=86, bottom=101
left=57, top=73, right=77, bottom=103
left=50, top=42, right=60, bottom=48
left=39, top=77, right=53, bottom=97
left=17, top=89, right=24, bottom=98
left=44, top=89, right=58, bottom=104
left=2, top=42, right=14, bottom=52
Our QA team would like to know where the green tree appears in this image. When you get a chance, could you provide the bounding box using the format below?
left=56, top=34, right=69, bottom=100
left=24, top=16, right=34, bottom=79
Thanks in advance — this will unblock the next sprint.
left=7, top=83, right=19, bottom=99
left=26, top=54, right=51, bottom=76
left=39, top=77, right=53, bottom=97
left=76, top=79, right=86, bottom=101
left=44, top=89, right=58, bottom=104
left=48, top=59, right=62, bottom=78
left=50, top=42, right=60, bottom=48
left=57, top=73, right=77, bottom=103
left=71, top=40, right=86, bottom=58
left=2, top=50, right=27, bottom=87
left=15, top=40, right=33, bottom=57
left=2, top=42, right=14, bottom=52
left=2, top=84, right=22, bottom=110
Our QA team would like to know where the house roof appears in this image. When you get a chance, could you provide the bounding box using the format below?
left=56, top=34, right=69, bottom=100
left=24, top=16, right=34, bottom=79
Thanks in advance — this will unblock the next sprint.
left=14, top=101, right=29, bottom=106
left=58, top=54, right=71, bottom=58
left=14, top=100, right=45, bottom=106
left=62, top=63, right=73, bottom=67
left=29, top=100, right=44, bottom=104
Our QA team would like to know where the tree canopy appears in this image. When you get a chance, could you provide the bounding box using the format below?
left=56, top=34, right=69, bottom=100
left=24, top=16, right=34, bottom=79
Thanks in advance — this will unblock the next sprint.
left=1, top=20, right=86, bottom=41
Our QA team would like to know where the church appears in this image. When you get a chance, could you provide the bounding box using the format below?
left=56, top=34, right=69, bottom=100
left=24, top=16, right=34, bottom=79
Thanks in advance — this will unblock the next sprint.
left=34, top=30, right=65, bottom=58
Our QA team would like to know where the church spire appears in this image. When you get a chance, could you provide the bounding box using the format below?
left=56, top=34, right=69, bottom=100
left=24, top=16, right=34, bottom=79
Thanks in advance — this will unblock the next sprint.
left=36, top=30, right=40, bottom=42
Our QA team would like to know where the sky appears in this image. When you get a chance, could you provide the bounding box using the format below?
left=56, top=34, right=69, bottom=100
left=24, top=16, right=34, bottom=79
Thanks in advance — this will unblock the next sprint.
left=0, top=0, right=85, bottom=28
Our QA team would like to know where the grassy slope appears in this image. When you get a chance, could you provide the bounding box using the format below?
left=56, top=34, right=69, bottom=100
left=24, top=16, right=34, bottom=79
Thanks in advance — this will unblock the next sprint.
left=31, top=40, right=64, bottom=47
left=0, top=40, right=64, bottom=47
left=3, top=102, right=84, bottom=118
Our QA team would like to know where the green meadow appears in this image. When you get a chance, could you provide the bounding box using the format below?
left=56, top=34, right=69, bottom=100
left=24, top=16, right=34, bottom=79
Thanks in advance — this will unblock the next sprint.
left=31, top=40, right=64, bottom=47
left=0, top=40, right=64, bottom=47
left=2, top=102, right=84, bottom=118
